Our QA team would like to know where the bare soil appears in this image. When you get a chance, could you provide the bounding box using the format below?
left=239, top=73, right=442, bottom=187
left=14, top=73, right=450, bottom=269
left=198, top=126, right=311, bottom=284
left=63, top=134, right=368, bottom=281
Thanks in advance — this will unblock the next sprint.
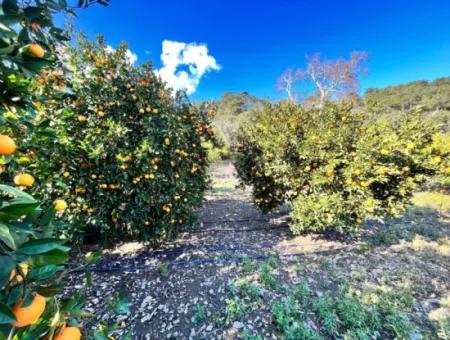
left=64, top=161, right=450, bottom=339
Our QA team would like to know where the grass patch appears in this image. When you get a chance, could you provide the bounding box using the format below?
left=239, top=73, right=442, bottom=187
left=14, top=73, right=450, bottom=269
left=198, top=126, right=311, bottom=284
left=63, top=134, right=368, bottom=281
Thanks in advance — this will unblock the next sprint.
left=241, top=256, right=258, bottom=273
left=269, top=280, right=418, bottom=339
left=412, top=192, right=450, bottom=212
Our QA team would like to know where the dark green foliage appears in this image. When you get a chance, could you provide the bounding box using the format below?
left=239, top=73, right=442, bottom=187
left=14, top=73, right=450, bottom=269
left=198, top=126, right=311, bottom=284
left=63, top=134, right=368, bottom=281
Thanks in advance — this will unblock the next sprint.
left=30, top=37, right=213, bottom=242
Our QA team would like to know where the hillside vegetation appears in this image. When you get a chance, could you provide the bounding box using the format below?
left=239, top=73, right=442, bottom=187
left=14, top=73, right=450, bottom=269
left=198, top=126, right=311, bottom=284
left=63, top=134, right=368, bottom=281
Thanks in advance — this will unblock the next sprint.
left=365, top=77, right=450, bottom=130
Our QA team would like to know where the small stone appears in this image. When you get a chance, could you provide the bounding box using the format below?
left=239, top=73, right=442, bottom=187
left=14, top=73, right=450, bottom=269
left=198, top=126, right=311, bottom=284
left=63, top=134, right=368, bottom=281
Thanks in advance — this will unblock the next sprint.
left=233, top=321, right=244, bottom=329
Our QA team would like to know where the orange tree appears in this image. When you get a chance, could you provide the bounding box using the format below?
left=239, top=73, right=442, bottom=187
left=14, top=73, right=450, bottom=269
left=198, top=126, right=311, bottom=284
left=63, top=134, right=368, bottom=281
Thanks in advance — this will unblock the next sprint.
left=235, top=101, right=445, bottom=234
left=431, top=133, right=450, bottom=186
left=0, top=0, right=106, bottom=338
left=31, top=36, right=214, bottom=242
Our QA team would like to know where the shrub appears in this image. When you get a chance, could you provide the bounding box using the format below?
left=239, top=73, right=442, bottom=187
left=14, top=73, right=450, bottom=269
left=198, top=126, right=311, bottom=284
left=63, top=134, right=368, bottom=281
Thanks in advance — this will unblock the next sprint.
left=235, top=101, right=443, bottom=234
left=30, top=37, right=214, bottom=242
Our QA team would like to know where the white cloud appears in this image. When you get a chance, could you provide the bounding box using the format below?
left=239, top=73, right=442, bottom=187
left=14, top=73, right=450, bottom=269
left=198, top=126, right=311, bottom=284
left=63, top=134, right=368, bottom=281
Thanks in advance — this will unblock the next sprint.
left=156, top=40, right=220, bottom=95
left=125, top=49, right=138, bottom=65
left=105, top=45, right=138, bottom=65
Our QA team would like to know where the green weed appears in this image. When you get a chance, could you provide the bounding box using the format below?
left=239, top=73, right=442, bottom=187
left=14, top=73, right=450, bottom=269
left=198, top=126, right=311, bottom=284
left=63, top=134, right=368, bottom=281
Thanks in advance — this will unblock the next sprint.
left=225, top=297, right=247, bottom=321
left=259, top=262, right=277, bottom=289
left=193, top=304, right=206, bottom=324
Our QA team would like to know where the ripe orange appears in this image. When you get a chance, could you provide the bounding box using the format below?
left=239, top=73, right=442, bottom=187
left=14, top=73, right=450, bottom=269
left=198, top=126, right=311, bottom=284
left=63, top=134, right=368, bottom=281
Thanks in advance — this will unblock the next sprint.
left=53, top=199, right=68, bottom=212
left=12, top=294, right=46, bottom=327
left=54, top=326, right=81, bottom=340
left=30, top=23, right=41, bottom=31
left=14, top=173, right=35, bottom=187
left=27, top=43, right=45, bottom=58
left=0, top=135, right=17, bottom=155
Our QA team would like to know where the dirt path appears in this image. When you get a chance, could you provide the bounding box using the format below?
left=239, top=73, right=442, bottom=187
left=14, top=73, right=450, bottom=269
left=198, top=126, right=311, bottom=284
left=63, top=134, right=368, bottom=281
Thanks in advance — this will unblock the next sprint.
left=66, top=162, right=450, bottom=339
left=67, top=162, right=296, bottom=338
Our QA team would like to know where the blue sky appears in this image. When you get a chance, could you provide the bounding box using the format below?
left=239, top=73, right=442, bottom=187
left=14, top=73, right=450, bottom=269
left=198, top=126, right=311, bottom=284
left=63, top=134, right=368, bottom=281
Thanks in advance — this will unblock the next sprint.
left=71, top=0, right=450, bottom=101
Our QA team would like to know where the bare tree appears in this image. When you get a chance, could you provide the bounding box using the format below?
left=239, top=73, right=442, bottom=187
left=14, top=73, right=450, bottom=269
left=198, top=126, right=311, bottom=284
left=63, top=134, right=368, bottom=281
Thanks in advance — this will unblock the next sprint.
left=299, top=51, right=368, bottom=108
left=276, top=67, right=298, bottom=102
left=277, top=51, right=368, bottom=107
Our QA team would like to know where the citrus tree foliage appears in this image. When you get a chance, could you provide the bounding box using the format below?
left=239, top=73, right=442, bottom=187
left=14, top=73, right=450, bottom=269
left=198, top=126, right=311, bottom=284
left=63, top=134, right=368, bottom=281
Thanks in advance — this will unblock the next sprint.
left=432, top=133, right=450, bottom=185
left=32, top=37, right=214, bottom=242
left=0, top=1, right=103, bottom=338
left=235, top=101, right=446, bottom=234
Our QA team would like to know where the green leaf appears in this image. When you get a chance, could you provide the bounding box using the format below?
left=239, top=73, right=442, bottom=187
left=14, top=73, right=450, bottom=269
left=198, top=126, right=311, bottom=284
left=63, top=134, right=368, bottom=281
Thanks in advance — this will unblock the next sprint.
left=0, top=303, right=16, bottom=324
left=16, top=238, right=68, bottom=255
left=0, top=222, right=15, bottom=249
left=24, top=6, right=43, bottom=20
left=30, top=249, right=69, bottom=266
left=2, top=0, right=19, bottom=15
left=28, top=264, right=58, bottom=281
left=8, top=221, right=37, bottom=237
left=6, top=287, right=21, bottom=306
left=86, top=250, right=102, bottom=264
left=0, top=14, right=21, bottom=28
left=21, top=58, right=52, bottom=74
left=0, top=185, right=39, bottom=220
left=39, top=207, right=56, bottom=227
left=36, top=285, right=62, bottom=297
left=0, top=255, right=15, bottom=283
left=85, top=271, right=93, bottom=286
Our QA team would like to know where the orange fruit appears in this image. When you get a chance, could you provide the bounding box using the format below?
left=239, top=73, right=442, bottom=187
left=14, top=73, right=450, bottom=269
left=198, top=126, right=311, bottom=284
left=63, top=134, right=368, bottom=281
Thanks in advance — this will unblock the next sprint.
left=432, top=156, right=442, bottom=165
left=54, top=326, right=82, bottom=340
left=14, top=173, right=35, bottom=187
left=27, top=43, right=45, bottom=58
left=53, top=199, right=68, bottom=212
left=12, top=293, right=46, bottom=327
left=30, top=23, right=41, bottom=31
left=0, top=135, right=17, bottom=155
left=9, top=263, right=29, bottom=282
